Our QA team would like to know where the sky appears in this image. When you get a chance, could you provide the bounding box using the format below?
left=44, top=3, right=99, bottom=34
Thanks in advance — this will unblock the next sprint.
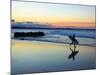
left=12, top=1, right=96, bottom=28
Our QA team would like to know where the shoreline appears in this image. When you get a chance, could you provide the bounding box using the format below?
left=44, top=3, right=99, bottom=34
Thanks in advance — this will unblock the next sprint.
left=12, top=39, right=96, bottom=47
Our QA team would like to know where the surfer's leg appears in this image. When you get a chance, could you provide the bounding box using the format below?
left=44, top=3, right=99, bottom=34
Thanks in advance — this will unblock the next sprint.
left=74, top=43, right=76, bottom=51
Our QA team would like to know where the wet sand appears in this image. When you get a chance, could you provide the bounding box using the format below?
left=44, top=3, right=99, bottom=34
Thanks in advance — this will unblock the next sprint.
left=11, top=40, right=96, bottom=74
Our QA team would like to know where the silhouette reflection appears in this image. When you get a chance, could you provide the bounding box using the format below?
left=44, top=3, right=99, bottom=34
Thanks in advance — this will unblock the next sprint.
left=68, top=47, right=79, bottom=60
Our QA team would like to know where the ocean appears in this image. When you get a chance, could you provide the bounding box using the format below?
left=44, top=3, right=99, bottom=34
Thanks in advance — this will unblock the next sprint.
left=11, top=28, right=96, bottom=46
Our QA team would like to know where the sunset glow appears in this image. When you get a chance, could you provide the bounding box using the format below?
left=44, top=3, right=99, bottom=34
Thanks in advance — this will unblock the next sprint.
left=12, top=1, right=96, bottom=28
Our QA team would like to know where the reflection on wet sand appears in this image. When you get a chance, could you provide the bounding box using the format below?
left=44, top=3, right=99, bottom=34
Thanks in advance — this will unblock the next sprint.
left=68, top=47, right=79, bottom=61
left=11, top=40, right=96, bottom=74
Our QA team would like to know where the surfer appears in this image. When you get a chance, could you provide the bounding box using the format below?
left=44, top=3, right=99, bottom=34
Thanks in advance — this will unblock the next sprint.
left=68, top=34, right=79, bottom=50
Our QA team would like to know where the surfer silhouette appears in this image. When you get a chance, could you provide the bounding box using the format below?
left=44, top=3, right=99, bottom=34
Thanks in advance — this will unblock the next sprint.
left=68, top=34, right=79, bottom=49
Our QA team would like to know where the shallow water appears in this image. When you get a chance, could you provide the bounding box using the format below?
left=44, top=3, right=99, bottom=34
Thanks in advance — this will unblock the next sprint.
left=11, top=40, right=96, bottom=75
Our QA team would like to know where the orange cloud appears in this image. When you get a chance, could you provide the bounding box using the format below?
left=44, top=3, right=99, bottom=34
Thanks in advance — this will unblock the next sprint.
left=51, top=22, right=96, bottom=28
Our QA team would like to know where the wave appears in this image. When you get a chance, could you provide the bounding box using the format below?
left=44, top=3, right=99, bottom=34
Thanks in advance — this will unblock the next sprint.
left=12, top=29, right=96, bottom=39
left=12, top=34, right=96, bottom=47
left=11, top=29, right=96, bottom=46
